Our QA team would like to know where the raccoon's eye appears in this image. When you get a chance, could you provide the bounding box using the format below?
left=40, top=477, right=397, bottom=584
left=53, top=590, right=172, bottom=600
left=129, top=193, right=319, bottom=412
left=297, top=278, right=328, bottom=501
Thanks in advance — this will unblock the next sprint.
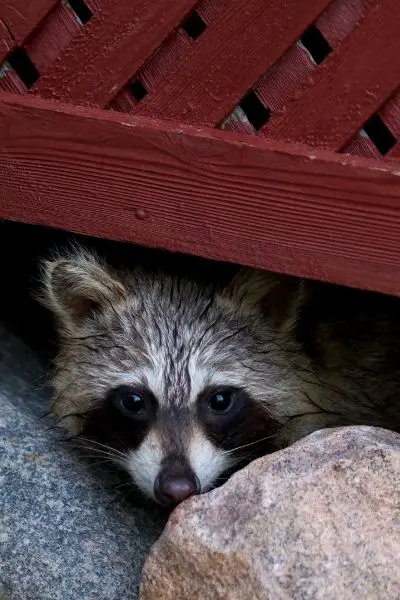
left=119, top=391, right=145, bottom=413
left=209, top=391, right=233, bottom=413
left=198, top=387, right=245, bottom=424
left=109, top=386, right=152, bottom=419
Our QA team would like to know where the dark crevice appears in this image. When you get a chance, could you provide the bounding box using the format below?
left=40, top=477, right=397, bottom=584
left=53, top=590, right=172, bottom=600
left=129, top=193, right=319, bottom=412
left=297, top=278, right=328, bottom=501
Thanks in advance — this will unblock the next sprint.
left=364, top=114, right=397, bottom=155
left=300, top=25, right=332, bottom=65
left=67, top=0, right=93, bottom=25
left=7, top=48, right=40, bottom=88
left=130, top=79, right=148, bottom=102
left=182, top=11, right=207, bottom=40
left=239, top=91, right=271, bottom=130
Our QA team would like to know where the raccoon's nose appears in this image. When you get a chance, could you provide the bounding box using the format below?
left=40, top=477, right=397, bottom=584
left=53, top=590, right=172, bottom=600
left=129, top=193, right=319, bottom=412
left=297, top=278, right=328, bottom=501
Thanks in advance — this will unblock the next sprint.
left=155, top=471, right=200, bottom=505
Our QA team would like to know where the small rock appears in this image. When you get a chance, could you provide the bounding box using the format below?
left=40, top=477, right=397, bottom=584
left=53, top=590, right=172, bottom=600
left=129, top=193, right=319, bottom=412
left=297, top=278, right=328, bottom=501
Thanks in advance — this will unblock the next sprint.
left=140, top=426, right=400, bottom=600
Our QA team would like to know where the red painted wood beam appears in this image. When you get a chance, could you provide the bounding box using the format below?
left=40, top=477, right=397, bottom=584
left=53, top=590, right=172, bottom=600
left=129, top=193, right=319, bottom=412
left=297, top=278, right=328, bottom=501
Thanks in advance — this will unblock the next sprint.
left=1, top=93, right=400, bottom=295
left=34, top=0, right=198, bottom=106
left=264, top=0, right=400, bottom=150
left=0, top=0, right=57, bottom=46
left=0, top=17, right=13, bottom=63
left=136, top=0, right=333, bottom=126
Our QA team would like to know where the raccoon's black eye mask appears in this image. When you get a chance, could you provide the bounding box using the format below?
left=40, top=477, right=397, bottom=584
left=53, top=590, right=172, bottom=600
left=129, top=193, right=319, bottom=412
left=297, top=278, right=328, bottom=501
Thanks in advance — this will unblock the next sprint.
left=83, top=384, right=249, bottom=438
left=106, top=384, right=247, bottom=427
left=81, top=386, right=157, bottom=450
left=197, top=386, right=249, bottom=433
left=109, top=386, right=157, bottom=423
left=83, top=382, right=276, bottom=463
left=197, top=386, right=279, bottom=458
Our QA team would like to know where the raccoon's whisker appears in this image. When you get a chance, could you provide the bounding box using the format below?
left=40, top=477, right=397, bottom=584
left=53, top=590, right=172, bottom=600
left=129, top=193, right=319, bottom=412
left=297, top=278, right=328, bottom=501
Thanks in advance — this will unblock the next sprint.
left=76, top=436, right=129, bottom=459
left=79, top=456, right=116, bottom=464
left=113, top=480, right=136, bottom=492
left=73, top=446, right=126, bottom=462
left=60, top=440, right=123, bottom=458
left=222, top=433, right=279, bottom=455
left=88, top=459, right=116, bottom=468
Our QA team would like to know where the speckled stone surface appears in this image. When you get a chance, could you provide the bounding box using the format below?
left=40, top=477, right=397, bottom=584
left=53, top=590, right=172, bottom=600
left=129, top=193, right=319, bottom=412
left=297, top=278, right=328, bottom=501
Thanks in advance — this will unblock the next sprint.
left=141, top=426, right=400, bottom=600
left=0, top=325, right=166, bottom=600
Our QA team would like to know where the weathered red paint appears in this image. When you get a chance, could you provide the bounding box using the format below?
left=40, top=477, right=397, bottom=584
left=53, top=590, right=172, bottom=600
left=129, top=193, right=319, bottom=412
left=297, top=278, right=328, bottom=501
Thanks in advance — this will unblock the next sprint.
left=0, top=17, right=12, bottom=63
left=28, top=1, right=81, bottom=74
left=341, top=133, right=381, bottom=160
left=316, top=0, right=376, bottom=46
left=34, top=0, right=198, bottom=106
left=134, top=0, right=333, bottom=126
left=1, top=94, right=400, bottom=296
left=383, top=92, right=400, bottom=158
left=0, top=0, right=57, bottom=45
left=253, top=0, right=375, bottom=138
left=264, top=0, right=400, bottom=150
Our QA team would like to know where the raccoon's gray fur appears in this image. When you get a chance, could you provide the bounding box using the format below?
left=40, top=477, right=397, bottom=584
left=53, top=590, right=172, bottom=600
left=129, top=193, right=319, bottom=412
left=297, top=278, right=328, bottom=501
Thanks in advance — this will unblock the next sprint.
left=39, top=247, right=400, bottom=504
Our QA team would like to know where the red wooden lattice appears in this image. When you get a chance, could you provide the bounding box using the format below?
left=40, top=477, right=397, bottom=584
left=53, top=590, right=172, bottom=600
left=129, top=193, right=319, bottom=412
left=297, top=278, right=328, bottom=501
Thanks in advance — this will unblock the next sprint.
left=0, top=0, right=400, bottom=293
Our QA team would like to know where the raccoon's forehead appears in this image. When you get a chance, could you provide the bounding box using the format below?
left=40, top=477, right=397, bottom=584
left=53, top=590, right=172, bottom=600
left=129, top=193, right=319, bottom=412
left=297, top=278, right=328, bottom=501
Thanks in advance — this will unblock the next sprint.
left=109, top=272, right=251, bottom=362
left=72, top=275, right=257, bottom=405
left=109, top=308, right=252, bottom=407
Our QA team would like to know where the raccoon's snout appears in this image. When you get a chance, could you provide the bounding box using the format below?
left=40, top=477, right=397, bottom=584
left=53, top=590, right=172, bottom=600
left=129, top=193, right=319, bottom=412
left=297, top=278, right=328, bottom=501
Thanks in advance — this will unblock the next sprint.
left=154, top=467, right=200, bottom=505
left=154, top=454, right=200, bottom=505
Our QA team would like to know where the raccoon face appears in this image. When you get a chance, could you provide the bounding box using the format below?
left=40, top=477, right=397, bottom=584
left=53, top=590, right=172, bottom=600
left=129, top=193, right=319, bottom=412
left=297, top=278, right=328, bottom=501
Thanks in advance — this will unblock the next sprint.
left=40, top=250, right=294, bottom=505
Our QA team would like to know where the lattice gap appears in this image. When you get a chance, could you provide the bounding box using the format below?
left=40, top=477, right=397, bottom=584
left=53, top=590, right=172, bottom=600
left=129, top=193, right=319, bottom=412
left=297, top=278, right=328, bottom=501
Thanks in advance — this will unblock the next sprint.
left=239, top=91, right=271, bottom=131
left=0, top=0, right=86, bottom=93
left=66, top=0, right=93, bottom=25
left=221, top=22, right=332, bottom=135
left=130, top=79, right=148, bottom=102
left=362, top=114, right=397, bottom=156
left=221, top=0, right=380, bottom=138
left=299, top=25, right=332, bottom=65
left=341, top=87, right=400, bottom=158
left=106, top=0, right=400, bottom=162
left=0, top=0, right=398, bottom=162
left=181, top=11, right=207, bottom=41
left=111, top=0, right=220, bottom=109
left=7, top=48, right=40, bottom=89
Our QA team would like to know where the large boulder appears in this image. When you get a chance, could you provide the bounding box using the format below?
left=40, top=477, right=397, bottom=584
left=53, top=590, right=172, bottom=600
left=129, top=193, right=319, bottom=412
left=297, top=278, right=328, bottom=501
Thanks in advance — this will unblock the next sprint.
left=0, top=325, right=166, bottom=600
left=141, top=426, right=400, bottom=600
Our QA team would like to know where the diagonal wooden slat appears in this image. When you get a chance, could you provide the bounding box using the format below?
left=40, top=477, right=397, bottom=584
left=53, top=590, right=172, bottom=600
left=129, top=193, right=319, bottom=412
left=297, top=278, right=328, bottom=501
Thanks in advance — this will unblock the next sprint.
left=0, top=17, right=13, bottom=63
left=263, top=0, right=400, bottom=150
left=134, top=0, right=334, bottom=126
left=34, top=0, right=199, bottom=106
left=1, top=94, right=400, bottom=296
left=0, top=0, right=58, bottom=46
left=382, top=92, right=400, bottom=158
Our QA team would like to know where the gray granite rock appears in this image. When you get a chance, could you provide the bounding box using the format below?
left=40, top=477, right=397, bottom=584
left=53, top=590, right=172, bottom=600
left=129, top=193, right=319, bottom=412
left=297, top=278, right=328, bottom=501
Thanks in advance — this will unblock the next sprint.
left=141, top=426, right=400, bottom=600
left=0, top=325, right=166, bottom=600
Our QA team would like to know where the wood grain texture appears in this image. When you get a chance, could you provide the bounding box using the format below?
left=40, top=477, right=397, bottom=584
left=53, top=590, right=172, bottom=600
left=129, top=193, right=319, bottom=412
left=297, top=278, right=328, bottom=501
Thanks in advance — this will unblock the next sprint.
left=1, top=94, right=400, bottom=295
left=0, top=0, right=57, bottom=45
left=0, top=17, right=13, bottom=63
left=34, top=0, right=198, bottom=106
left=264, top=0, right=400, bottom=150
left=27, top=1, right=81, bottom=74
left=382, top=92, right=400, bottom=158
left=135, top=0, right=333, bottom=126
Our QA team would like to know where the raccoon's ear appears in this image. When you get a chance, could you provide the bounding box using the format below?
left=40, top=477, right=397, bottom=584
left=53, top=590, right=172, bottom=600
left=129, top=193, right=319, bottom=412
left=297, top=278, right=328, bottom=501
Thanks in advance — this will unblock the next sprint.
left=218, top=268, right=306, bottom=330
left=39, top=250, right=127, bottom=331
left=218, top=268, right=281, bottom=315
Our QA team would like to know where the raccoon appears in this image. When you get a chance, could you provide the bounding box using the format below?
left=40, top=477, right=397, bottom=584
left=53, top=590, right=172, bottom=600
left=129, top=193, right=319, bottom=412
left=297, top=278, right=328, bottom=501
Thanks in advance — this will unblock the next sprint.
left=39, top=248, right=400, bottom=505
